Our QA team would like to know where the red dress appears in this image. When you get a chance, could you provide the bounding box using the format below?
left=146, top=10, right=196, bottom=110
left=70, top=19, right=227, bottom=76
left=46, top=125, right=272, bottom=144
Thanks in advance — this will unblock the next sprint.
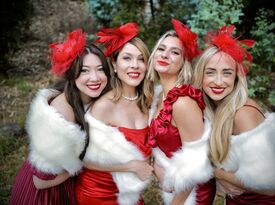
left=226, top=192, right=275, bottom=205
left=9, top=160, right=77, bottom=205
left=76, top=126, right=151, bottom=205
left=149, top=85, right=216, bottom=205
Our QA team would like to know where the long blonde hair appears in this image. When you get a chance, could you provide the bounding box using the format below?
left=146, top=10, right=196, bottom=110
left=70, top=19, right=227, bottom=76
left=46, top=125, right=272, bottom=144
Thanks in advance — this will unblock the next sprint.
left=109, top=37, right=153, bottom=113
left=147, top=30, right=192, bottom=85
left=193, top=46, right=248, bottom=164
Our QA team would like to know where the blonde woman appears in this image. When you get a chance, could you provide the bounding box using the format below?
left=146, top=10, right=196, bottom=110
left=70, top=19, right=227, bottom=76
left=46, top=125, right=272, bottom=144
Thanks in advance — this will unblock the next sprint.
left=148, top=19, right=215, bottom=205
left=75, top=22, right=154, bottom=205
left=193, top=25, right=275, bottom=204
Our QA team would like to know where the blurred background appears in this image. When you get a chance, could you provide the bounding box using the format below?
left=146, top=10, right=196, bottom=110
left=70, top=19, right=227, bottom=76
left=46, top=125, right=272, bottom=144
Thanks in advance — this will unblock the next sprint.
left=0, top=0, right=274, bottom=204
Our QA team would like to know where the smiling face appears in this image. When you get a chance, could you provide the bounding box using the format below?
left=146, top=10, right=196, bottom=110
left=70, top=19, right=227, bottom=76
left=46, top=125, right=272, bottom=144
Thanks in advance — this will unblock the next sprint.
left=113, top=42, right=146, bottom=88
left=75, top=53, right=108, bottom=104
left=202, top=51, right=237, bottom=103
left=153, top=36, right=184, bottom=77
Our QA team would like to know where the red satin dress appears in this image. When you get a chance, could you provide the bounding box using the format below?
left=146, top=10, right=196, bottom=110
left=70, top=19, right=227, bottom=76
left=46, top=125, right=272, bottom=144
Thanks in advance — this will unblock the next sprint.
left=226, top=192, right=275, bottom=205
left=76, top=126, right=152, bottom=205
left=149, top=85, right=216, bottom=205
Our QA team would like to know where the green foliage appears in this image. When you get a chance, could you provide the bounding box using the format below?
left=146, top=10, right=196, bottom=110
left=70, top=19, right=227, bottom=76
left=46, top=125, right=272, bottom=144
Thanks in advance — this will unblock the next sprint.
left=188, top=0, right=244, bottom=44
left=248, top=9, right=275, bottom=106
left=0, top=76, right=33, bottom=96
left=86, top=0, right=118, bottom=26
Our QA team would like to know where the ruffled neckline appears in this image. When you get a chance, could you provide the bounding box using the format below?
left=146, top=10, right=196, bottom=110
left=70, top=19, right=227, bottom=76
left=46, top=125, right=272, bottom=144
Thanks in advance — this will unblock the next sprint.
left=149, top=84, right=205, bottom=147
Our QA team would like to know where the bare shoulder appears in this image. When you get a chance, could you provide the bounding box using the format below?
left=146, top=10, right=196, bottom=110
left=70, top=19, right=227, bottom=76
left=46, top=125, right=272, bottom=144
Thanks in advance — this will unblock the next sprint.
left=172, top=96, right=204, bottom=141
left=173, top=96, right=203, bottom=116
left=234, top=98, right=265, bottom=135
left=91, top=91, right=115, bottom=123
left=50, top=92, right=75, bottom=122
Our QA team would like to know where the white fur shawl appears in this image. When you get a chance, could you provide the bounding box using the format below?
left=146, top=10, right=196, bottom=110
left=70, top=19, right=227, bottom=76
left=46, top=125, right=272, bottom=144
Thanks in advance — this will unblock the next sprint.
left=218, top=112, right=275, bottom=190
left=84, top=113, right=151, bottom=205
left=153, top=119, right=213, bottom=205
left=27, top=89, right=85, bottom=175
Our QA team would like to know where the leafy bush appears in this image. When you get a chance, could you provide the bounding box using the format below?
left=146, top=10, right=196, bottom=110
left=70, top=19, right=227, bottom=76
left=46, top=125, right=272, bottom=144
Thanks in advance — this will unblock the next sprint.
left=249, top=9, right=275, bottom=107
left=188, top=0, right=244, bottom=45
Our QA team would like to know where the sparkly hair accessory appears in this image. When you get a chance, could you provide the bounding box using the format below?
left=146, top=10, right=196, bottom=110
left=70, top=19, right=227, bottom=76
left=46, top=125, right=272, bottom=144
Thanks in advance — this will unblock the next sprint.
left=49, top=29, right=86, bottom=76
left=96, top=22, right=139, bottom=57
left=171, top=18, right=200, bottom=61
left=207, top=25, right=255, bottom=75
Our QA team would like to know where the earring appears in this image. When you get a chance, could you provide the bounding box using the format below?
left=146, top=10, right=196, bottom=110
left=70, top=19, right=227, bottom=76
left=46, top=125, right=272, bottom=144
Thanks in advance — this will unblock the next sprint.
left=114, top=69, right=117, bottom=73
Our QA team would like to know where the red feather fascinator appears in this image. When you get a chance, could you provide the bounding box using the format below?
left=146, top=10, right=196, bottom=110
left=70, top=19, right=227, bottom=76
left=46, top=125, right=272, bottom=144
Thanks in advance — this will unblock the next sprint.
left=49, top=29, right=86, bottom=76
left=206, top=25, right=255, bottom=75
left=96, top=22, right=139, bottom=57
left=171, top=18, right=200, bottom=61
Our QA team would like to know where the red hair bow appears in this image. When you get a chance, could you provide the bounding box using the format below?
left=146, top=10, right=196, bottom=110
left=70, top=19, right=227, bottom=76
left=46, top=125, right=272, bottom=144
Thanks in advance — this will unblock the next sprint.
left=207, top=25, right=255, bottom=75
left=172, top=18, right=200, bottom=61
left=49, top=29, right=86, bottom=76
left=96, top=22, right=139, bottom=57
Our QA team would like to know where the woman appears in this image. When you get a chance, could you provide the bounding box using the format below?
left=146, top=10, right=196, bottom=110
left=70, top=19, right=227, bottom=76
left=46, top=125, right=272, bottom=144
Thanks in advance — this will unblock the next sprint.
left=193, top=25, right=275, bottom=204
left=75, top=22, right=154, bottom=205
left=148, top=19, right=215, bottom=205
left=9, top=29, right=110, bottom=205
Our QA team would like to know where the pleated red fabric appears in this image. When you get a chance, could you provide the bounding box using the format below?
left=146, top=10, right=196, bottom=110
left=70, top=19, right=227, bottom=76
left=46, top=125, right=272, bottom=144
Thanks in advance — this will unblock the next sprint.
left=9, top=160, right=77, bottom=205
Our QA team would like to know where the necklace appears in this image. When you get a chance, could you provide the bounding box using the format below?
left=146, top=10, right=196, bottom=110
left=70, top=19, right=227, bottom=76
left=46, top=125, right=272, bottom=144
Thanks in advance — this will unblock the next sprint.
left=122, top=93, right=139, bottom=101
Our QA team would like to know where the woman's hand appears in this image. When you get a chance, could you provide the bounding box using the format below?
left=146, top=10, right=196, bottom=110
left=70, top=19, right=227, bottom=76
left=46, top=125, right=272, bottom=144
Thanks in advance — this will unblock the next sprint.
left=217, top=179, right=245, bottom=196
left=33, top=171, right=70, bottom=189
left=153, top=162, right=174, bottom=192
left=128, top=160, right=153, bottom=181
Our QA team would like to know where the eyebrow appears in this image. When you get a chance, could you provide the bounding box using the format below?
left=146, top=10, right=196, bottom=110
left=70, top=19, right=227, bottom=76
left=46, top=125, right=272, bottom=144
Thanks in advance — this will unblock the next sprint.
left=159, top=44, right=182, bottom=51
left=121, top=52, right=143, bottom=57
left=205, top=67, right=234, bottom=71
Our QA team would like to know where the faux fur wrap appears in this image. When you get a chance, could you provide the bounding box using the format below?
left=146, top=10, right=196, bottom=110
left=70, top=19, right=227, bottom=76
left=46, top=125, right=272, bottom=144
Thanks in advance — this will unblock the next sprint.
left=153, top=119, right=213, bottom=205
left=27, top=89, right=85, bottom=175
left=84, top=113, right=151, bottom=205
left=218, top=112, right=275, bottom=190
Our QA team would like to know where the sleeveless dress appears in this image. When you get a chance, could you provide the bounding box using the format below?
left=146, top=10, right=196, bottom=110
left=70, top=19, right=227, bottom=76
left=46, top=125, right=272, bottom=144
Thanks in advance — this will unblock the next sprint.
left=76, top=126, right=151, bottom=205
left=149, top=85, right=216, bottom=205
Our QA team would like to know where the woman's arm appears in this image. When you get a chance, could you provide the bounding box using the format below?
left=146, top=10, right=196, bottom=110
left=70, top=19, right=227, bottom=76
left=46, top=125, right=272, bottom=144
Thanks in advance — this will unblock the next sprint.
left=215, top=168, right=275, bottom=196
left=33, top=171, right=70, bottom=189
left=167, top=97, right=204, bottom=203
left=170, top=189, right=193, bottom=205
left=84, top=160, right=153, bottom=181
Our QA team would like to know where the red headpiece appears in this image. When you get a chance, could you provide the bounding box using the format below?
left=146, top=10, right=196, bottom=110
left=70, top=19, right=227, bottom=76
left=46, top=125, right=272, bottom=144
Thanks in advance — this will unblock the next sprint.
left=96, top=22, right=139, bottom=57
left=49, top=29, right=86, bottom=76
left=171, top=18, right=200, bottom=61
left=206, top=25, right=255, bottom=75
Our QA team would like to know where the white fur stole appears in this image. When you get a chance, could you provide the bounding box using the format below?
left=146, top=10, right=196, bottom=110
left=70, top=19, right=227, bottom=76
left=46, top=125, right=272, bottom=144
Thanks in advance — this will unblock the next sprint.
left=153, top=119, right=213, bottom=205
left=27, top=89, right=86, bottom=175
left=84, top=113, right=151, bottom=205
left=219, top=112, right=275, bottom=190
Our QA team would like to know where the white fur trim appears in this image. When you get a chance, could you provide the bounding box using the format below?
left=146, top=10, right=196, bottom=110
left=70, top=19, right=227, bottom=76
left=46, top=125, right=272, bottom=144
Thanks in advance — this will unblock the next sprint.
left=153, top=119, right=213, bottom=205
left=220, top=112, right=275, bottom=190
left=148, top=84, right=163, bottom=124
left=27, top=89, right=85, bottom=175
left=84, top=113, right=151, bottom=205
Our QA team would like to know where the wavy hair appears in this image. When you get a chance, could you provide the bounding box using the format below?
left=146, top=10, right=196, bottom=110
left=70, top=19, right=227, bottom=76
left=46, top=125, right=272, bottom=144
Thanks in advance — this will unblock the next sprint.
left=52, top=44, right=111, bottom=160
left=109, top=37, right=153, bottom=113
left=193, top=46, right=248, bottom=164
